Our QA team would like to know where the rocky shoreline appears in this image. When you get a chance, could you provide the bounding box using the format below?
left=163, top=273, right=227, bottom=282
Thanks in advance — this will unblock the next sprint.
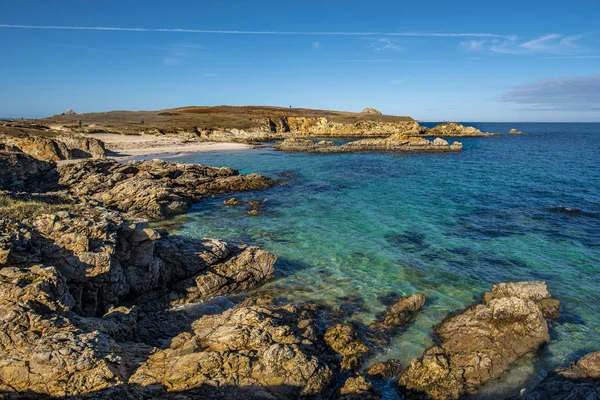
left=1, top=147, right=598, bottom=399
left=272, top=136, right=463, bottom=154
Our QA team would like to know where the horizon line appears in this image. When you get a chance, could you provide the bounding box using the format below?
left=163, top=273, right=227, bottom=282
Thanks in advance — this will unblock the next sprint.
left=0, top=24, right=508, bottom=38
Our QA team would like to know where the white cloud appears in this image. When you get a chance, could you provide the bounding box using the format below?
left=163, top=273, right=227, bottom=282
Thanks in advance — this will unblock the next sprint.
left=461, top=33, right=586, bottom=55
left=0, top=24, right=509, bottom=38
left=373, top=38, right=402, bottom=51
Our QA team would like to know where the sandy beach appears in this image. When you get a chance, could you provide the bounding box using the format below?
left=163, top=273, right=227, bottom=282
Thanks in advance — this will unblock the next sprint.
left=57, top=133, right=253, bottom=165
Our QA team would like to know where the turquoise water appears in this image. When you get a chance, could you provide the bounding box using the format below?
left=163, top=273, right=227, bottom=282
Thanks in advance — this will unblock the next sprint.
left=154, top=123, right=600, bottom=395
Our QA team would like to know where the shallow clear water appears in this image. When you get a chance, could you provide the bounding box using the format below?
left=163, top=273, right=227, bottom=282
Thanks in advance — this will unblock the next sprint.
left=152, top=123, right=600, bottom=395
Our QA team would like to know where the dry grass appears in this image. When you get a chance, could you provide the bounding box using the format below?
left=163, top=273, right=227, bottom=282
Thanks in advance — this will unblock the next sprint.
left=38, top=105, right=414, bottom=136
left=0, top=193, right=71, bottom=221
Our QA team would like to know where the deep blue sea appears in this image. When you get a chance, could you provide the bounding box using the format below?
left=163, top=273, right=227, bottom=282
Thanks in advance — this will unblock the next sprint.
left=151, top=123, right=600, bottom=397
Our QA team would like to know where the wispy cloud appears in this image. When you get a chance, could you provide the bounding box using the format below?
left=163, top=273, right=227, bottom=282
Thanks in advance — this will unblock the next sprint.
left=372, top=38, right=401, bottom=51
left=0, top=24, right=509, bottom=37
left=312, top=41, right=320, bottom=49
left=501, top=74, right=600, bottom=111
left=461, top=33, right=587, bottom=55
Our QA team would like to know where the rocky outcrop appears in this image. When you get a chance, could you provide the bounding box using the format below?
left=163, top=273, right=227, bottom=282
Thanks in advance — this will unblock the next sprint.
left=509, top=128, right=525, bottom=135
left=518, top=351, right=600, bottom=399
left=58, top=159, right=276, bottom=220
left=361, top=108, right=383, bottom=115
left=273, top=135, right=463, bottom=153
left=399, top=282, right=560, bottom=400
left=283, top=118, right=422, bottom=137
left=337, top=375, right=381, bottom=400
left=325, top=324, right=370, bottom=370
left=370, top=293, right=426, bottom=336
left=426, top=122, right=494, bottom=137
left=0, top=151, right=59, bottom=192
left=0, top=133, right=106, bottom=160
left=129, top=296, right=335, bottom=399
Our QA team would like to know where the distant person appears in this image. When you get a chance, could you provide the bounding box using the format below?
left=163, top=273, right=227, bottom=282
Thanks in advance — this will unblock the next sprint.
left=140, top=119, right=144, bottom=125
left=289, top=105, right=292, bottom=108
left=78, top=120, right=82, bottom=128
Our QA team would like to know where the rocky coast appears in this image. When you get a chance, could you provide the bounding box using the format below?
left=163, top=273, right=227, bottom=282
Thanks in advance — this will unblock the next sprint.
left=1, top=145, right=598, bottom=399
left=272, top=135, right=463, bottom=154
left=0, top=111, right=597, bottom=399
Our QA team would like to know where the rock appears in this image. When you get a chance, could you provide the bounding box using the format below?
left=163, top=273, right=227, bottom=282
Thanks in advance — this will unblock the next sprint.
left=366, top=359, right=403, bottom=380
left=338, top=375, right=381, bottom=400
left=58, top=159, right=276, bottom=220
left=129, top=296, right=335, bottom=399
left=273, top=135, right=462, bottom=154
left=518, top=351, right=600, bottom=399
left=427, top=122, right=494, bottom=137
left=399, top=282, right=560, bottom=400
left=324, top=324, right=370, bottom=370
left=370, top=293, right=426, bottom=336
left=223, top=197, right=243, bottom=206
left=1, top=133, right=107, bottom=161
left=248, top=208, right=261, bottom=216
left=509, top=128, right=525, bottom=135
left=361, top=108, right=383, bottom=115
left=0, top=151, right=59, bottom=192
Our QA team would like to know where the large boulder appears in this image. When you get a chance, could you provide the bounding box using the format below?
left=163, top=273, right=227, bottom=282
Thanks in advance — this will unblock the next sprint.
left=361, top=108, right=383, bottom=115
left=399, top=282, right=560, bottom=400
left=129, top=296, right=335, bottom=399
left=370, top=292, right=426, bottom=336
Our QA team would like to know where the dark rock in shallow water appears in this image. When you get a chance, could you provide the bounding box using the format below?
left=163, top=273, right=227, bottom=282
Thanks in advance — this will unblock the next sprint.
left=370, top=293, right=426, bottom=337
left=399, top=282, right=560, bottom=400
left=517, top=351, right=600, bottom=399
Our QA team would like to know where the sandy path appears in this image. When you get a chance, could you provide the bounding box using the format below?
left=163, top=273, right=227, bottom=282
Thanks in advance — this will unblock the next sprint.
left=57, top=133, right=253, bottom=165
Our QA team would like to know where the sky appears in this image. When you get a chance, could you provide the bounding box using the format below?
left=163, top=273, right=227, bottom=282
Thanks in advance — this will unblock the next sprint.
left=1, top=0, right=599, bottom=121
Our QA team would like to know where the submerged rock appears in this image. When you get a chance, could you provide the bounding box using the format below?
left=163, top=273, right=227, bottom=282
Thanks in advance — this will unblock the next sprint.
left=223, top=196, right=244, bottom=206
left=273, top=135, right=462, bottom=153
left=518, top=351, right=600, bottom=399
left=399, top=282, right=560, bottom=400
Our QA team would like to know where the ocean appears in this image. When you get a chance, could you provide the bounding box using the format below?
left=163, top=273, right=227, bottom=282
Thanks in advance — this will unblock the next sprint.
left=154, top=123, right=600, bottom=397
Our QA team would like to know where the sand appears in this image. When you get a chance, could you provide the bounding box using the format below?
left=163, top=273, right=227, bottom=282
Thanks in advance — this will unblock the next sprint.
left=57, top=133, right=253, bottom=165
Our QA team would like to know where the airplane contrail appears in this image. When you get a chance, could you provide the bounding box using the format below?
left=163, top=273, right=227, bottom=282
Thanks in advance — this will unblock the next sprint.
left=0, top=24, right=508, bottom=38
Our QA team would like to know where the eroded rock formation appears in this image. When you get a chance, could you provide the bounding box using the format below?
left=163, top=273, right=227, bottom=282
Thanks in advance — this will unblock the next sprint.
left=58, top=159, right=276, bottom=219
left=399, top=282, right=560, bottom=400
left=425, top=122, right=494, bottom=137
left=273, top=135, right=463, bottom=153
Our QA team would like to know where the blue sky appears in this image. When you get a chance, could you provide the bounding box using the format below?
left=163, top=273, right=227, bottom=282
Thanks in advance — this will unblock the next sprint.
left=1, top=0, right=599, bottom=121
